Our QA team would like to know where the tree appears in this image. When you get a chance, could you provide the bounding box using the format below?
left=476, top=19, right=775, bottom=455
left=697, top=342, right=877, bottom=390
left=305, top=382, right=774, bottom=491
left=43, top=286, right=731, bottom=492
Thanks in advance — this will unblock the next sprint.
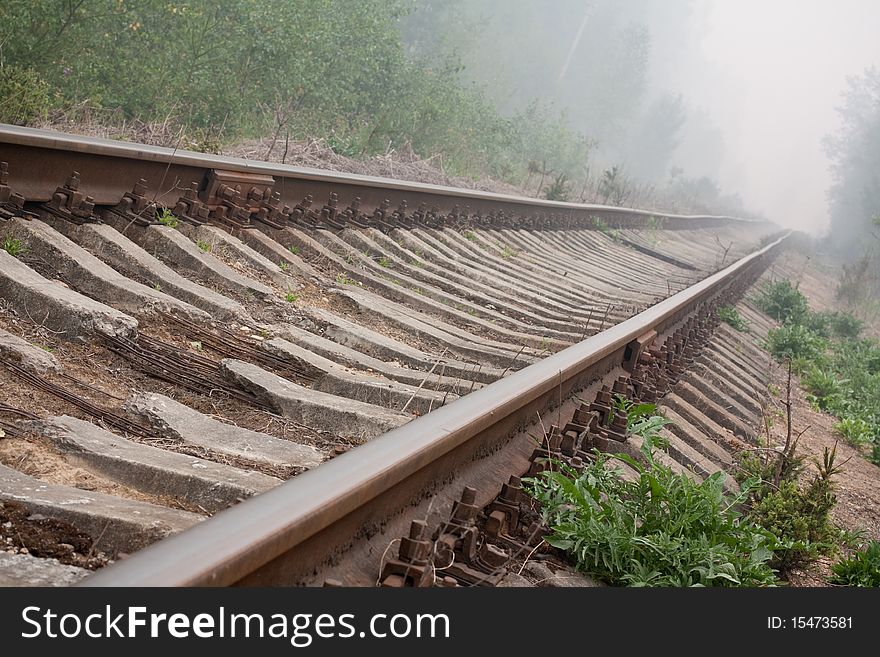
left=825, top=68, right=880, bottom=253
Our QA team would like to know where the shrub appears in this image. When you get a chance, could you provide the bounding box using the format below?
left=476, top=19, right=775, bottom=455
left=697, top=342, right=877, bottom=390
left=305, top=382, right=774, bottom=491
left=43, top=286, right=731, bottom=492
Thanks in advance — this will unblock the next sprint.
left=526, top=438, right=778, bottom=587
left=830, top=541, right=880, bottom=587
left=0, top=65, right=53, bottom=125
left=755, top=280, right=809, bottom=324
left=747, top=446, right=840, bottom=573
left=829, top=312, right=862, bottom=339
left=767, top=324, right=827, bottom=361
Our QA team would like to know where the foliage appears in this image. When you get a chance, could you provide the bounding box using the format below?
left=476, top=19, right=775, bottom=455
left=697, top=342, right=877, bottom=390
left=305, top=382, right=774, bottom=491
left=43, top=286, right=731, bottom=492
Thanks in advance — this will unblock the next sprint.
left=835, top=417, right=874, bottom=445
left=762, top=279, right=879, bottom=460
left=1, top=235, right=25, bottom=257
left=590, top=216, right=619, bottom=240
left=755, top=280, right=809, bottom=324
left=196, top=239, right=211, bottom=252
left=717, top=305, right=749, bottom=332
left=825, top=67, right=880, bottom=255
left=0, top=65, right=54, bottom=125
left=156, top=209, right=178, bottom=229
left=829, top=541, right=880, bottom=587
left=746, top=446, right=840, bottom=572
left=766, top=324, right=827, bottom=361
left=610, top=396, right=672, bottom=442
left=284, top=292, right=299, bottom=303
left=543, top=173, right=570, bottom=201
left=525, top=438, right=778, bottom=587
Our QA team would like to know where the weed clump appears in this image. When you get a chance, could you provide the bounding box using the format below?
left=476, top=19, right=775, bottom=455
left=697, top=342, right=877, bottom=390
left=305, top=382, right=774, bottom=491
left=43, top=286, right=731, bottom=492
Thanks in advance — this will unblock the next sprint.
left=156, top=209, right=179, bottom=229
left=2, top=235, right=25, bottom=257
left=526, top=436, right=778, bottom=587
left=717, top=305, right=749, bottom=332
left=830, top=541, right=880, bottom=587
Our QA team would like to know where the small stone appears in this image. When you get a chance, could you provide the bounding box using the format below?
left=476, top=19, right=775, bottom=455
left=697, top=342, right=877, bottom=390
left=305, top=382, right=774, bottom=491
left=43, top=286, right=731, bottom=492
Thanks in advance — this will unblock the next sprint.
left=2, top=521, right=12, bottom=529
left=58, top=543, right=75, bottom=553
left=19, top=547, right=28, bottom=555
left=26, top=514, right=47, bottom=521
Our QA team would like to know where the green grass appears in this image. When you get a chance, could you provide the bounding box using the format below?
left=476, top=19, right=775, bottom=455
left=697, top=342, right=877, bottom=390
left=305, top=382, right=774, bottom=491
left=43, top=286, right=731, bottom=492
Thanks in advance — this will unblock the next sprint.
left=335, top=273, right=357, bottom=285
left=463, top=230, right=476, bottom=241
left=279, top=261, right=290, bottom=272
left=377, top=256, right=392, bottom=268
left=284, top=292, right=299, bottom=303
left=288, top=245, right=301, bottom=256
left=196, top=239, right=212, bottom=252
left=156, top=208, right=179, bottom=229
left=1, top=235, right=24, bottom=257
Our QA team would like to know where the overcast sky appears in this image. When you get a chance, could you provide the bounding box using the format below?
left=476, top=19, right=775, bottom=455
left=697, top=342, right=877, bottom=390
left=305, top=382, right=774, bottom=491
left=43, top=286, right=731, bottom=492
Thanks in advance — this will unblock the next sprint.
left=674, top=0, right=879, bottom=233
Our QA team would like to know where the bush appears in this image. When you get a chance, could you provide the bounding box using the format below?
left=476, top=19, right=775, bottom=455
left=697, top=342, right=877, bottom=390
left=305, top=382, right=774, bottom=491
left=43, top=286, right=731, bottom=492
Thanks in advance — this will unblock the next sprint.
left=830, top=541, right=880, bottom=587
left=717, top=305, right=749, bottom=332
left=746, top=446, right=840, bottom=573
left=767, top=324, right=828, bottom=361
left=755, top=280, right=809, bottom=324
left=0, top=65, right=54, bottom=125
left=830, top=311, right=863, bottom=339
left=526, top=438, right=778, bottom=587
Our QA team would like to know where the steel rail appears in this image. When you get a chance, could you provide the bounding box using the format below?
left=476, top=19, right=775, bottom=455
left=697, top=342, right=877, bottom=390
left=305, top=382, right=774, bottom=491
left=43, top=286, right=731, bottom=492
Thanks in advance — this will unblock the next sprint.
left=79, top=232, right=789, bottom=587
left=1, top=124, right=753, bottom=229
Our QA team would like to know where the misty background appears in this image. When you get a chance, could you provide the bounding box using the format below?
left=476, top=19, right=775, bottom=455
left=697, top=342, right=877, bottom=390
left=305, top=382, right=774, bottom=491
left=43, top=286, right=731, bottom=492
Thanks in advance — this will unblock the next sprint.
left=1, top=0, right=878, bottom=255
left=403, top=0, right=879, bottom=244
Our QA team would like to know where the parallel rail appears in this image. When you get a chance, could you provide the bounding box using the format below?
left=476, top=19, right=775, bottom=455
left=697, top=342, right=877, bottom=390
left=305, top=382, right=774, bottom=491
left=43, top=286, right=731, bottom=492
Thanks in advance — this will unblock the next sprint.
left=80, top=233, right=788, bottom=587
left=1, top=124, right=751, bottom=230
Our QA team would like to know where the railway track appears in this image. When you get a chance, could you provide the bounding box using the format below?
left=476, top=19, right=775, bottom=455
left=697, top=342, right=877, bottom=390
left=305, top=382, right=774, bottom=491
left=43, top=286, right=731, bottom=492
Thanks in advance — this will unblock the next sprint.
left=0, top=125, right=785, bottom=587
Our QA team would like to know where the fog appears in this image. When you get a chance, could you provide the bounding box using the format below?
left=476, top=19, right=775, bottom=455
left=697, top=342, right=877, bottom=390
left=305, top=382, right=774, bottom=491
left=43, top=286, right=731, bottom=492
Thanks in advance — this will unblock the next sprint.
left=405, top=0, right=879, bottom=234
left=678, top=0, right=880, bottom=233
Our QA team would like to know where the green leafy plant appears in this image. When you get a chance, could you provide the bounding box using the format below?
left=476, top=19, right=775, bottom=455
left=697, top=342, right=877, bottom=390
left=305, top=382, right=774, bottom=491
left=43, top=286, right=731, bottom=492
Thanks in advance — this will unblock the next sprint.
left=1, top=235, right=24, bottom=257
left=156, top=209, right=179, bottom=229
left=377, top=256, right=392, bottom=268
left=279, top=261, right=290, bottom=272
left=766, top=324, right=827, bottom=361
left=284, top=292, right=299, bottom=303
left=717, top=305, right=749, bottom=332
left=196, top=239, right=212, bottom=252
left=747, top=445, right=840, bottom=573
left=289, top=245, right=301, bottom=256
left=755, top=280, right=809, bottom=324
left=834, top=417, right=874, bottom=446
left=829, top=541, right=880, bottom=587
left=801, top=367, right=846, bottom=410
left=526, top=438, right=778, bottom=587
left=463, top=230, right=476, bottom=241
left=335, top=273, right=357, bottom=285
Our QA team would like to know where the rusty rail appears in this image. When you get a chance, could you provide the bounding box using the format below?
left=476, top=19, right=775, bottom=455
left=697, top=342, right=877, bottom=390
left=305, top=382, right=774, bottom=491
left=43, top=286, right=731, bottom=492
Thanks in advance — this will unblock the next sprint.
left=1, top=124, right=762, bottom=232
left=78, top=233, right=789, bottom=587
